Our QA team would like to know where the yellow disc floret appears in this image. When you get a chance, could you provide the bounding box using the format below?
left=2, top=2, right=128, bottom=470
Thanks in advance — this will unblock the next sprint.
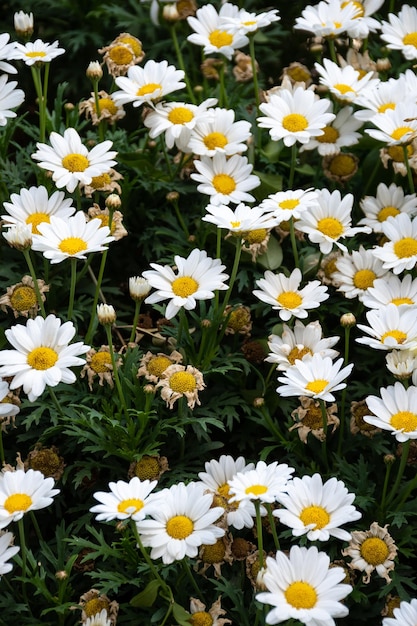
left=117, top=498, right=144, bottom=514
left=390, top=410, right=417, bottom=432
left=316, top=217, right=344, bottom=239
left=10, top=285, right=37, bottom=311
left=169, top=371, right=197, bottom=393
left=168, top=107, right=194, bottom=125
left=59, top=237, right=88, bottom=255
left=4, top=493, right=33, bottom=513
left=26, top=212, right=51, bottom=234
left=212, top=174, right=236, bottom=195
left=360, top=537, right=389, bottom=565
left=27, top=346, right=58, bottom=370
left=394, top=237, right=417, bottom=259
left=62, top=153, right=89, bottom=172
left=277, top=291, right=302, bottom=309
left=305, top=379, right=329, bottom=394
left=282, top=113, right=308, bottom=133
left=171, top=276, right=198, bottom=297
left=300, top=505, right=330, bottom=529
left=353, top=269, right=376, bottom=290
left=166, top=514, right=194, bottom=539
left=285, top=581, right=317, bottom=609
left=209, top=30, right=233, bottom=48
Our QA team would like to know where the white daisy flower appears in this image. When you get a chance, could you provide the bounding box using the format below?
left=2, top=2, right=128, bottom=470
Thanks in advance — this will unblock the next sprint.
left=187, top=107, right=252, bottom=157
left=371, top=213, right=417, bottom=274
left=356, top=303, right=417, bottom=351
left=0, top=469, right=60, bottom=529
left=256, top=545, right=352, bottom=625
left=2, top=185, right=75, bottom=235
left=365, top=103, right=417, bottom=145
left=300, top=104, right=363, bottom=156
left=362, top=273, right=417, bottom=309
left=197, top=455, right=256, bottom=530
left=143, top=98, right=217, bottom=151
left=358, top=183, right=417, bottom=233
left=354, top=76, right=411, bottom=122
left=257, top=86, right=335, bottom=147
left=187, top=3, right=249, bottom=60
left=274, top=473, right=361, bottom=541
left=332, top=245, right=389, bottom=301
left=191, top=153, right=260, bottom=206
left=259, top=188, right=319, bottom=225
left=143, top=248, right=229, bottom=320
left=383, top=598, right=417, bottom=626
left=202, top=202, right=278, bottom=234
left=296, top=188, right=370, bottom=255
left=343, top=0, right=384, bottom=39
left=365, top=382, right=417, bottom=442
left=112, top=60, right=185, bottom=108
left=0, top=74, right=24, bottom=126
left=2, top=223, right=32, bottom=250
left=277, top=354, right=353, bottom=402
left=228, top=460, right=295, bottom=505
left=220, top=8, right=280, bottom=35
left=135, top=481, right=225, bottom=564
left=0, top=33, right=17, bottom=74
left=266, top=320, right=339, bottom=371
left=386, top=349, right=417, bottom=380
left=0, top=379, right=20, bottom=419
left=294, top=0, right=360, bottom=38
left=84, top=609, right=111, bottom=626
left=0, top=314, right=90, bottom=402
left=253, top=267, right=329, bottom=321
left=12, top=39, right=65, bottom=65
left=380, top=4, right=417, bottom=61
left=314, top=58, right=379, bottom=103
left=31, top=211, right=114, bottom=264
left=90, top=477, right=158, bottom=522
left=0, top=531, right=20, bottom=575
left=31, top=128, right=117, bottom=193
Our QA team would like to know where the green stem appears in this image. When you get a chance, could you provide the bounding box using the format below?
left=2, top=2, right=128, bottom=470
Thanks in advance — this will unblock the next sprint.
left=289, top=217, right=300, bottom=270
left=17, top=517, right=27, bottom=580
left=129, top=300, right=142, bottom=344
left=22, top=249, right=46, bottom=317
left=104, top=323, right=128, bottom=417
left=29, top=511, right=44, bottom=543
left=0, top=428, right=5, bottom=466
left=67, top=257, right=78, bottom=320
left=337, top=325, right=351, bottom=457
left=379, top=460, right=393, bottom=516
left=265, top=503, right=280, bottom=550
left=403, top=144, right=415, bottom=195
left=319, top=399, right=329, bottom=471
left=218, top=62, right=228, bottom=109
left=85, top=248, right=110, bottom=345
left=288, top=143, right=298, bottom=189
left=254, top=500, right=264, bottom=571
left=171, top=196, right=189, bottom=239
left=132, top=521, right=172, bottom=598
left=30, top=64, right=46, bottom=142
left=220, top=236, right=242, bottom=314
left=386, top=439, right=410, bottom=508
left=49, top=387, right=65, bottom=418
left=182, top=559, right=204, bottom=601
left=327, top=38, right=338, bottom=63
left=170, top=24, right=195, bottom=104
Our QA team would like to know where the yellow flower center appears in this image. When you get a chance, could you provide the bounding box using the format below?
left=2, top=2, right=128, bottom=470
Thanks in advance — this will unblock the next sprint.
left=166, top=514, right=194, bottom=539
left=285, top=581, right=317, bottom=609
left=334, top=83, right=355, bottom=94
left=92, top=214, right=110, bottom=230
left=316, top=217, right=344, bottom=239
left=59, top=237, right=88, bottom=255
left=109, top=44, right=133, bottom=65
left=391, top=126, right=415, bottom=141
left=341, top=0, right=365, bottom=17
left=377, top=206, right=400, bottom=222
left=282, top=113, right=308, bottom=133
left=317, top=126, right=339, bottom=143
left=353, top=269, right=376, bottom=290
left=26, top=212, right=51, bottom=235
left=117, top=497, right=144, bottom=514
left=200, top=538, right=226, bottom=563
left=4, top=493, right=33, bottom=513
left=26, top=51, right=47, bottom=58
left=305, top=379, right=329, bottom=394
left=277, top=291, right=303, bottom=309
left=90, top=351, right=112, bottom=373
left=10, top=285, right=37, bottom=311
left=329, top=154, right=357, bottom=176
left=403, top=32, right=417, bottom=48
left=95, top=97, right=118, bottom=115
left=171, top=276, right=198, bottom=297
left=134, top=456, right=161, bottom=481
left=287, top=66, right=311, bottom=82
left=168, top=106, right=194, bottom=124
left=243, top=228, right=268, bottom=244
left=387, top=145, right=412, bottom=162
left=299, top=505, right=330, bottom=529
left=62, top=153, right=89, bottom=172
left=169, top=371, right=197, bottom=393
left=381, top=329, right=407, bottom=345
left=378, top=103, right=396, bottom=114
left=360, top=537, right=389, bottom=565
left=84, top=598, right=110, bottom=618
left=27, top=346, right=58, bottom=370
left=390, top=410, right=417, bottom=432
left=287, top=346, right=312, bottom=365
left=391, top=297, right=414, bottom=305
left=147, top=355, right=173, bottom=377
left=190, top=611, right=213, bottom=626
left=279, top=198, right=300, bottom=210
left=203, top=131, right=228, bottom=150
left=394, top=237, right=417, bottom=258
left=227, top=308, right=250, bottom=331
left=208, top=29, right=233, bottom=48
left=117, top=35, right=142, bottom=57
left=137, top=83, right=162, bottom=97
left=245, top=484, right=268, bottom=496
left=212, top=173, right=236, bottom=195
left=90, top=173, right=112, bottom=189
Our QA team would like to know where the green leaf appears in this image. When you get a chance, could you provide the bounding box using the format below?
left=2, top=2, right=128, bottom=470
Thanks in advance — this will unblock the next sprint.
left=255, top=236, right=283, bottom=270
left=172, top=602, right=191, bottom=626
left=130, top=579, right=161, bottom=608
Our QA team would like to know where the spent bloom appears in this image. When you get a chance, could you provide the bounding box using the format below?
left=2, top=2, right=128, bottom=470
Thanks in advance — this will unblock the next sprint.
left=31, top=128, right=117, bottom=193
left=0, top=469, right=60, bottom=529
left=342, top=521, right=397, bottom=583
left=0, top=314, right=90, bottom=402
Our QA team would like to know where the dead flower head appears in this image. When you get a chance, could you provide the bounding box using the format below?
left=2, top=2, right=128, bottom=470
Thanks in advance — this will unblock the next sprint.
left=156, top=364, right=205, bottom=409
left=99, top=33, right=145, bottom=77
left=137, top=350, right=183, bottom=383
left=224, top=305, right=252, bottom=337
left=128, top=454, right=169, bottom=482
left=80, top=168, right=123, bottom=198
left=87, top=205, right=127, bottom=241
left=24, top=443, right=65, bottom=480
left=0, top=275, right=49, bottom=318
left=290, top=396, right=339, bottom=443
left=79, top=90, right=125, bottom=126
left=189, top=596, right=231, bottom=626
left=79, top=588, right=119, bottom=626
left=80, top=346, right=116, bottom=391
left=342, top=522, right=397, bottom=584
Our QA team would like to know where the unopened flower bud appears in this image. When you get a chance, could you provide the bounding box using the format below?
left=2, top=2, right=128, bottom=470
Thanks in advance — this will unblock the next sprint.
left=97, top=303, right=116, bottom=325
left=253, top=397, right=265, bottom=408
left=3, top=224, right=32, bottom=250
left=129, top=276, right=151, bottom=301
left=144, top=384, right=156, bottom=394
left=166, top=191, right=179, bottom=203
left=163, top=3, right=180, bottom=21
left=55, top=570, right=68, bottom=580
left=64, top=102, right=75, bottom=112
left=86, top=61, right=103, bottom=81
left=201, top=319, right=211, bottom=328
left=340, top=313, right=356, bottom=328
left=384, top=454, right=396, bottom=465
left=105, top=194, right=122, bottom=211
left=14, top=10, right=34, bottom=38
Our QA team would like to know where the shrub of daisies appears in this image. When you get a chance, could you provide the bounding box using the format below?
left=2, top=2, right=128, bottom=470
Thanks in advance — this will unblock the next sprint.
left=2, top=0, right=417, bottom=624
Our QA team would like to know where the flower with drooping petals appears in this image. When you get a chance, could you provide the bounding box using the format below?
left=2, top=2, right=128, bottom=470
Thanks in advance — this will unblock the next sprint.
left=342, top=521, right=397, bottom=583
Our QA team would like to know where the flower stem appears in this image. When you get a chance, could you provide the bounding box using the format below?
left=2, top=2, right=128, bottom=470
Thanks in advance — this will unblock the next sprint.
left=132, top=521, right=172, bottom=599
left=379, top=460, right=393, bottom=516
left=403, top=144, right=415, bottom=195
left=170, top=24, right=195, bottom=104
left=288, top=143, right=298, bottom=189
left=319, top=399, right=329, bottom=471
left=254, top=499, right=264, bottom=571
left=337, top=324, right=351, bottom=457
left=265, top=503, right=280, bottom=550
left=220, top=236, right=242, bottom=314
left=289, top=217, right=300, bottom=269
left=85, top=248, right=110, bottom=345
left=327, top=37, right=338, bottom=63
left=182, top=559, right=204, bottom=601
left=22, top=249, right=46, bottom=317
left=104, top=323, right=128, bottom=417
left=129, top=299, right=142, bottom=344
left=0, top=428, right=5, bottom=466
left=67, top=257, right=78, bottom=320
left=386, top=439, right=410, bottom=508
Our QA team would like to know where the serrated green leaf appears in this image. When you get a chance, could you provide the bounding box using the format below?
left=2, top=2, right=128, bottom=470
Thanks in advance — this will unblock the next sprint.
left=130, top=579, right=161, bottom=608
